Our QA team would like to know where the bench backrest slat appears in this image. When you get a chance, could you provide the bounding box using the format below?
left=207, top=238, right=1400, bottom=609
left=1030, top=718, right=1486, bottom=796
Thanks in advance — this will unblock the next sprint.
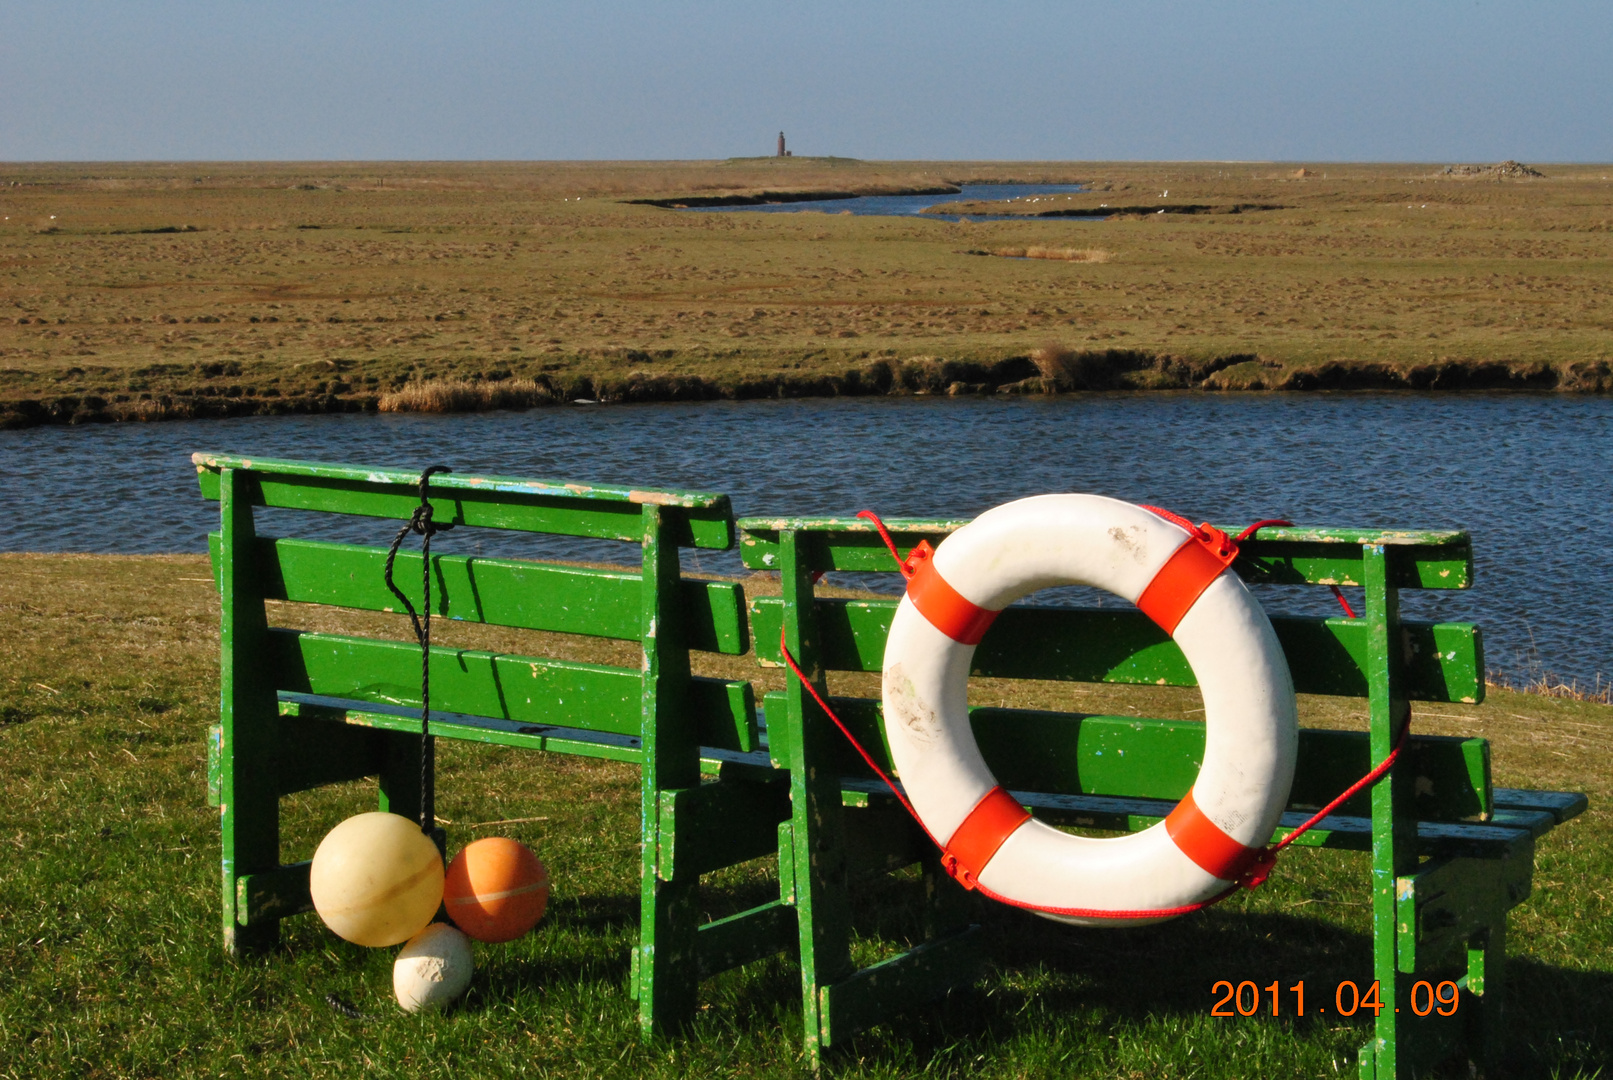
left=749, top=597, right=1482, bottom=704
left=269, top=628, right=640, bottom=735
left=739, top=519, right=1472, bottom=589
left=207, top=534, right=749, bottom=655
left=195, top=453, right=735, bottom=549
left=268, top=629, right=757, bottom=753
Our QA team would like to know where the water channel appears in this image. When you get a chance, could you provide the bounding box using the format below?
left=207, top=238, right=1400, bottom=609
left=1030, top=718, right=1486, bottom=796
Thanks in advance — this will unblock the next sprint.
left=3, top=393, right=1608, bottom=689
left=687, top=183, right=1090, bottom=222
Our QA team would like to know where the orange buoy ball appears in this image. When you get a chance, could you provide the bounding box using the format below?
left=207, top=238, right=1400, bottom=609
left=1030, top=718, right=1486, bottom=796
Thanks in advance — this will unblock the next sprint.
left=443, top=837, right=549, bottom=943
left=309, top=812, right=444, bottom=948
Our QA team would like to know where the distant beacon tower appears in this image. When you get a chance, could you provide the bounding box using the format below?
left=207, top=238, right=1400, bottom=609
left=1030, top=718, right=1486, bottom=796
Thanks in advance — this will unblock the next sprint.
left=777, top=132, right=786, bottom=157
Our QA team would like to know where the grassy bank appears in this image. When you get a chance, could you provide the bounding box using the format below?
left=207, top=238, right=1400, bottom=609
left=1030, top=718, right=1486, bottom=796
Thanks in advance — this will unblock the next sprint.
left=2, top=159, right=1612, bottom=427
left=1, top=553, right=1609, bottom=1078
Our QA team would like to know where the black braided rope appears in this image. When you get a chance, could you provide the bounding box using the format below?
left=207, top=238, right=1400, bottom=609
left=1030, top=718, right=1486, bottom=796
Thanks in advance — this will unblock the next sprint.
left=325, top=993, right=370, bottom=1020
left=382, top=465, right=455, bottom=834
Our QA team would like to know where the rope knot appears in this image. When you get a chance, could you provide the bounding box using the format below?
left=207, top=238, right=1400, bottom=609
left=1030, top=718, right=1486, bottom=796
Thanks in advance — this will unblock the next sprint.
left=405, top=500, right=453, bottom=538
left=406, top=465, right=455, bottom=538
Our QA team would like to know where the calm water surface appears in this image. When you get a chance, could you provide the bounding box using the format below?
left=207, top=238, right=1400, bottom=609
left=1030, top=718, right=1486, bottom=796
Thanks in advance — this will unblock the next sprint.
left=3, top=393, right=1608, bottom=687
left=688, top=183, right=1091, bottom=222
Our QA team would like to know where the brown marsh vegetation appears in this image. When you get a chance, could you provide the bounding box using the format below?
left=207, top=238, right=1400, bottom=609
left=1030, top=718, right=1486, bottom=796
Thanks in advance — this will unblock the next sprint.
left=2, top=158, right=1612, bottom=426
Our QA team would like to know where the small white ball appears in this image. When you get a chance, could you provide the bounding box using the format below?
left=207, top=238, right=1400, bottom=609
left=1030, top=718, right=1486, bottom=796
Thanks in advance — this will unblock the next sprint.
left=393, top=923, right=474, bottom=1013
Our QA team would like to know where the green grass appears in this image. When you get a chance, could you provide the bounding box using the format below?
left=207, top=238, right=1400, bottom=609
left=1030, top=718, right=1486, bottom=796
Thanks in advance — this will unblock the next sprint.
left=2, top=553, right=1610, bottom=1078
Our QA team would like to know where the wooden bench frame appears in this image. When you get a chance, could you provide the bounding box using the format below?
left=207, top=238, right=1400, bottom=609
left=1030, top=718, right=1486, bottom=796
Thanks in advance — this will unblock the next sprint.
left=734, top=515, right=1587, bottom=1078
left=197, top=453, right=801, bottom=1038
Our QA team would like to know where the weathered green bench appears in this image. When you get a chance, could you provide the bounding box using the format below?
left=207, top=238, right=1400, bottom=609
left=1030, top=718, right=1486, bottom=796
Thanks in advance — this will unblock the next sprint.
left=197, top=453, right=800, bottom=1037
left=735, top=515, right=1587, bottom=1078
left=198, top=457, right=1589, bottom=1074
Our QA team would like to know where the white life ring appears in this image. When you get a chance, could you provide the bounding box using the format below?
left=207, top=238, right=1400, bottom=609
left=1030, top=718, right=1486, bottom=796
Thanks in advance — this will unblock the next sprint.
left=880, top=494, right=1298, bottom=926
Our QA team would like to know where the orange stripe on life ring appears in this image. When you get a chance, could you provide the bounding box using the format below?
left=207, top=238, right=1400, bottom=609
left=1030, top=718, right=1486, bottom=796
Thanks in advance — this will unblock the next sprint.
left=1135, top=524, right=1237, bottom=635
left=1164, top=789, right=1262, bottom=881
left=943, top=785, right=1031, bottom=886
left=905, top=540, right=1001, bottom=645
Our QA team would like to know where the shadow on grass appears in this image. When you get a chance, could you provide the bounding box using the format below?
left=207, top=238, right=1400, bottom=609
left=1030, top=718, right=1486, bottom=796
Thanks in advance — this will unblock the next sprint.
left=493, top=865, right=1613, bottom=1079
left=547, top=890, right=640, bottom=934
left=829, top=885, right=1613, bottom=1079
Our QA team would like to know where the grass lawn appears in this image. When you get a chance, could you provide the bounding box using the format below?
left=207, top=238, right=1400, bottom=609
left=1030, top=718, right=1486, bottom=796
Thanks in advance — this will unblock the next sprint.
left=3, top=159, right=1613, bottom=427
left=1, top=552, right=1609, bottom=1078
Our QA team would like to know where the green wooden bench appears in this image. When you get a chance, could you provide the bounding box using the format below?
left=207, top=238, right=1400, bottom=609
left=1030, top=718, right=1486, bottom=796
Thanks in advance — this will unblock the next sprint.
left=734, top=515, right=1588, bottom=1078
left=196, top=453, right=800, bottom=1037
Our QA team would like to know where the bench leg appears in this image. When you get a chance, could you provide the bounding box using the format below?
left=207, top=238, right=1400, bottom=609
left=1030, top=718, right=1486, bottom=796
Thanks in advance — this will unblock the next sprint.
left=219, top=751, right=280, bottom=955
left=1359, top=545, right=1418, bottom=1079
left=1464, top=919, right=1506, bottom=1076
left=775, top=530, right=858, bottom=1064
left=635, top=503, right=703, bottom=1039
left=787, top=769, right=855, bottom=1063
left=217, top=466, right=280, bottom=955
left=636, top=868, right=700, bottom=1036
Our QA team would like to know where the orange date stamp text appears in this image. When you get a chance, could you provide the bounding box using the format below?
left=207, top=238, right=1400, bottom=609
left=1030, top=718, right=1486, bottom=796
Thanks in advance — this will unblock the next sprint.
left=1210, top=979, right=1460, bottom=1017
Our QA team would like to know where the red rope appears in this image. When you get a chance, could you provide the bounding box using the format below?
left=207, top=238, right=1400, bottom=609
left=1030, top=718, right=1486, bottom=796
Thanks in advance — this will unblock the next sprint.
left=1328, top=586, right=1359, bottom=619
left=1235, top=518, right=1294, bottom=543
left=780, top=509, right=1409, bottom=919
left=857, top=509, right=917, bottom=579
left=1141, top=503, right=1203, bottom=536
left=1261, top=722, right=1409, bottom=862
left=779, top=625, right=925, bottom=830
left=1227, top=515, right=1358, bottom=618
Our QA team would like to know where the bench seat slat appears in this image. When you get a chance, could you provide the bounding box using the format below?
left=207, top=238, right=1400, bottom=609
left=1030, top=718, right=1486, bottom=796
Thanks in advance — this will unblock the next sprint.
left=1492, top=787, right=1589, bottom=823
left=268, top=629, right=757, bottom=751
left=838, top=780, right=1536, bottom=861
left=280, top=697, right=646, bottom=764
left=750, top=597, right=1482, bottom=704
left=1488, top=808, right=1562, bottom=838
left=279, top=698, right=764, bottom=771
left=210, top=534, right=748, bottom=654
left=195, top=453, right=734, bottom=550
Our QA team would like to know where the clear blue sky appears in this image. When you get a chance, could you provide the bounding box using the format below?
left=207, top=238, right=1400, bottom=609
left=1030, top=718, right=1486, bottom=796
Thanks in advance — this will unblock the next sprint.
left=2, top=0, right=1609, bottom=162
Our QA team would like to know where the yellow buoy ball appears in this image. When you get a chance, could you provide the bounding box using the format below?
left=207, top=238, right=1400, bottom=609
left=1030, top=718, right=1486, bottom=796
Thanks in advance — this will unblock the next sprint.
left=393, top=922, right=474, bottom=1012
left=444, top=837, right=550, bottom=943
left=309, top=812, right=444, bottom=948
